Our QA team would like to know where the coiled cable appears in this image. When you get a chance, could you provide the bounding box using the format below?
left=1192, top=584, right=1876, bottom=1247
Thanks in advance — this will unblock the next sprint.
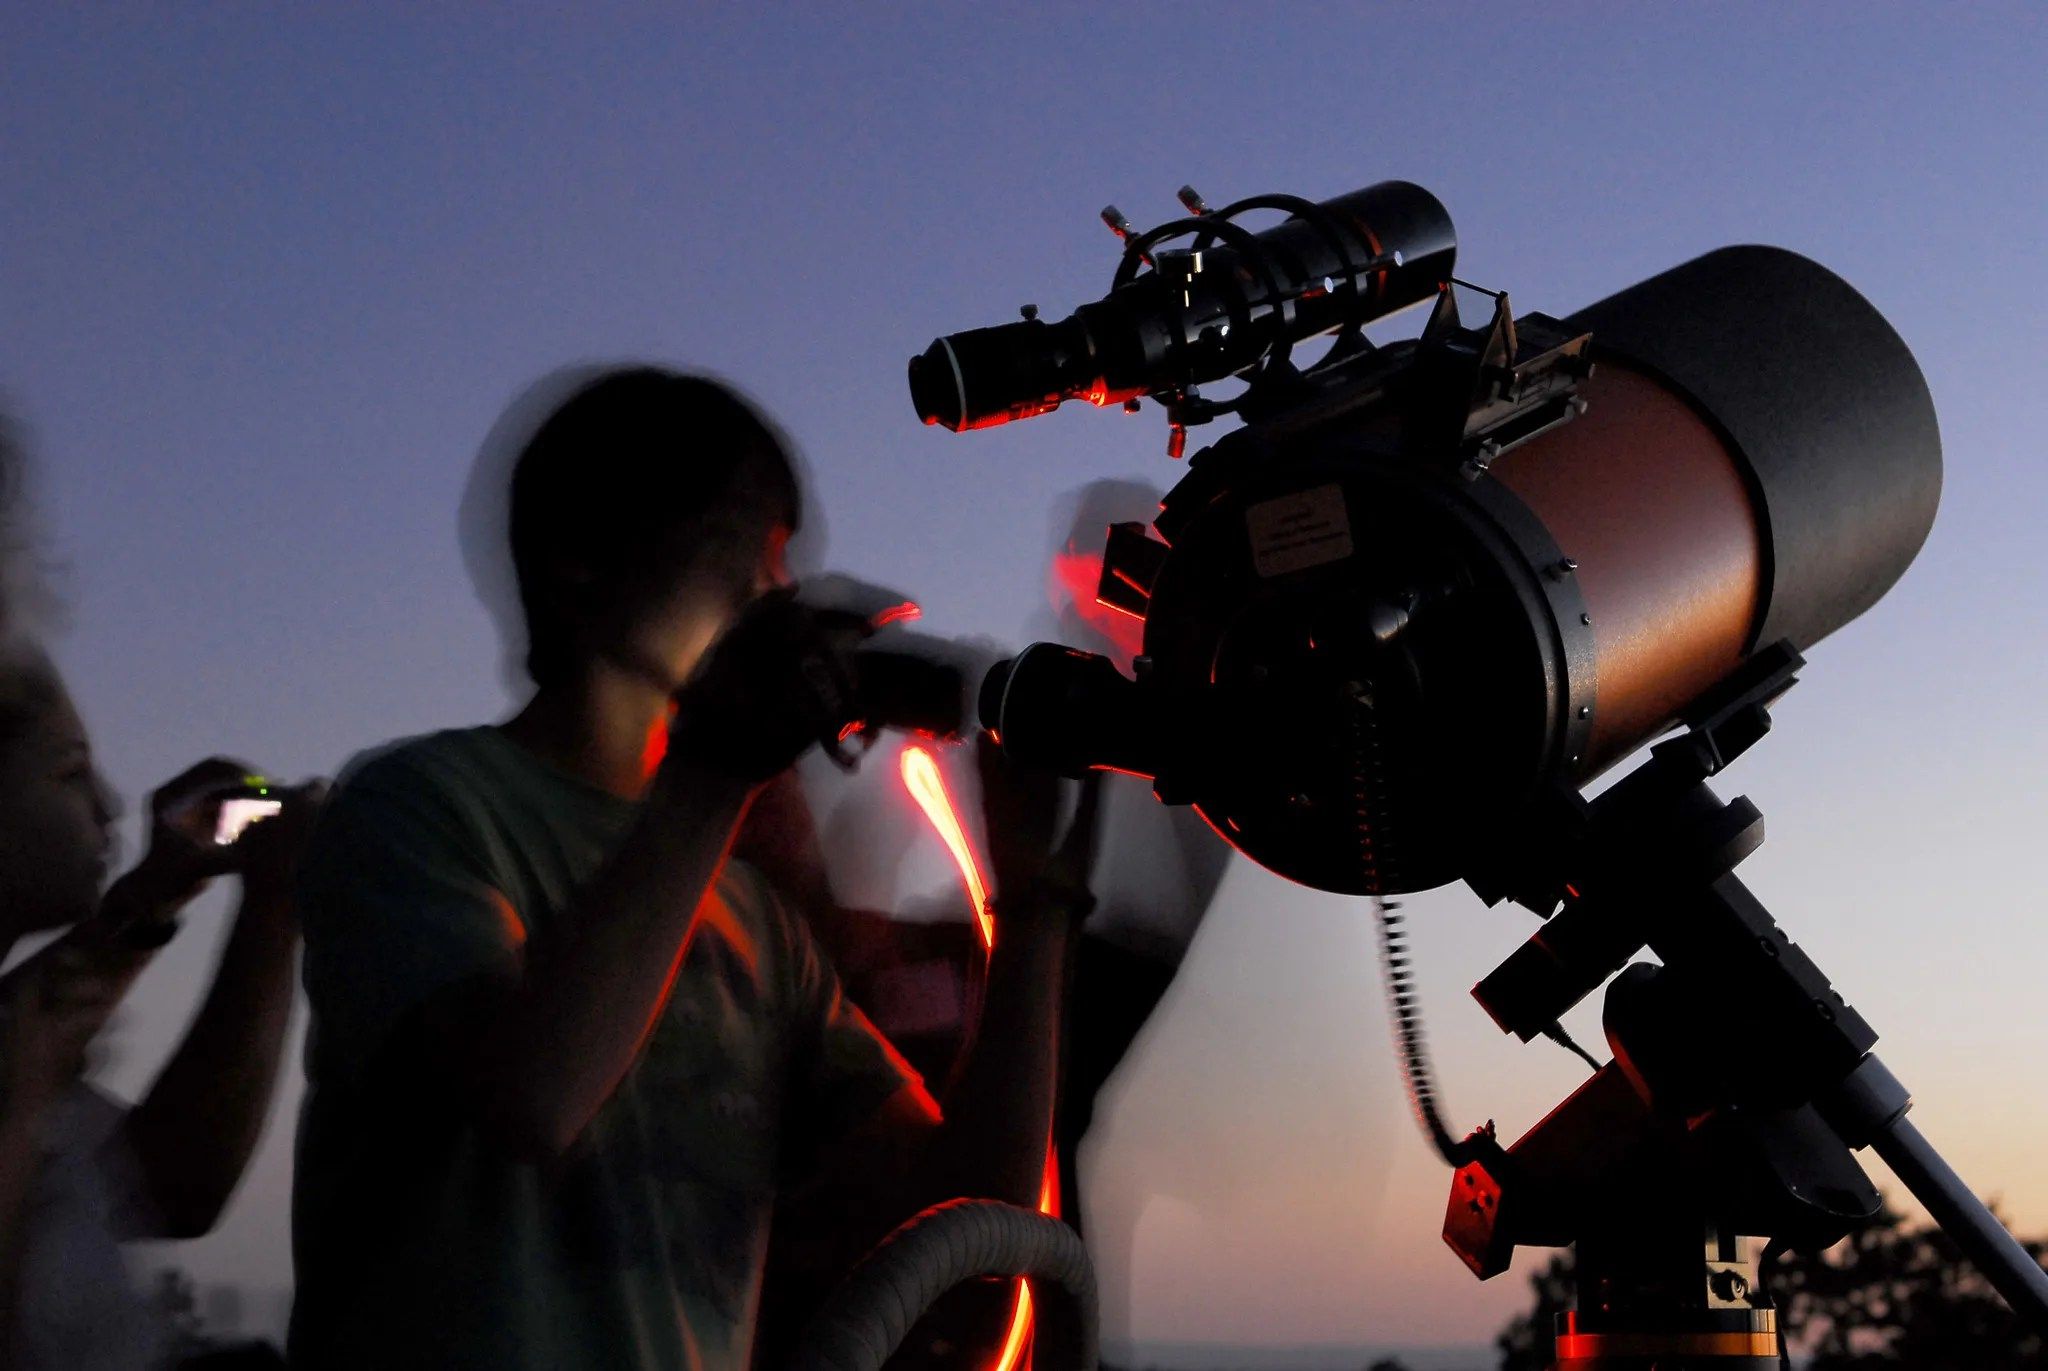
left=787, top=1199, right=1097, bottom=1371
left=1373, top=896, right=1466, bottom=1166
left=1347, top=683, right=1469, bottom=1167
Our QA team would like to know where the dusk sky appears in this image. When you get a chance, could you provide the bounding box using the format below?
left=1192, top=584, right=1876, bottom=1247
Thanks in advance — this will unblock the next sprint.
left=4, top=5, right=2045, bottom=1358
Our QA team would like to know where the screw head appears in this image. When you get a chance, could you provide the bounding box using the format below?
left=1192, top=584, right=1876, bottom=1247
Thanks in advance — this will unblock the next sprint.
left=1709, top=1269, right=1750, bottom=1302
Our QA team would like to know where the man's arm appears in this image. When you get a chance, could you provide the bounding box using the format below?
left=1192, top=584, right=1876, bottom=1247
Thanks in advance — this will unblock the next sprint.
left=458, top=759, right=754, bottom=1159
left=805, top=738, right=1100, bottom=1229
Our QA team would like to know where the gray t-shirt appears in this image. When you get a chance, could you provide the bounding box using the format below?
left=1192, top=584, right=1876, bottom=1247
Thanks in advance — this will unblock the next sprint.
left=289, top=727, right=918, bottom=1371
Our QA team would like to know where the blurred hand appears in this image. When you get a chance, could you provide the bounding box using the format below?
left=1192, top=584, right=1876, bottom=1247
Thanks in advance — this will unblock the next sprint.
left=976, top=732, right=1102, bottom=919
left=133, top=756, right=264, bottom=895
left=230, top=779, right=328, bottom=903
left=667, top=590, right=875, bottom=785
left=122, top=759, right=325, bottom=911
left=0, top=946, right=126, bottom=1119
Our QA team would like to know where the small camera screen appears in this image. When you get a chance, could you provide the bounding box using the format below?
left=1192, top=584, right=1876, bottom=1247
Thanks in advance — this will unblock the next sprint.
left=215, top=797, right=284, bottom=846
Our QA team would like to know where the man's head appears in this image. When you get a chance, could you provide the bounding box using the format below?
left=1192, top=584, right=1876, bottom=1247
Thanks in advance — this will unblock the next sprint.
left=508, top=368, right=802, bottom=693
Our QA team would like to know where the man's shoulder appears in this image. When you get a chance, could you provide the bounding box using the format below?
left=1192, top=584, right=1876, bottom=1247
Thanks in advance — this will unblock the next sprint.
left=334, top=726, right=506, bottom=802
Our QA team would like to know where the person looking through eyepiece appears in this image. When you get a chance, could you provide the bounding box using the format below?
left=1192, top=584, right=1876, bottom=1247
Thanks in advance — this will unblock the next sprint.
left=289, top=367, right=1097, bottom=1371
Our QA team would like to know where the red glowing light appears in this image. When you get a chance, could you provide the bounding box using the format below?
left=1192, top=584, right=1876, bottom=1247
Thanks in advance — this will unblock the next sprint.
left=994, top=1139, right=1061, bottom=1371
left=899, top=745, right=994, bottom=950
left=639, top=703, right=676, bottom=783
left=872, top=600, right=923, bottom=629
left=898, top=747, right=1064, bottom=1370
left=1049, top=542, right=1146, bottom=661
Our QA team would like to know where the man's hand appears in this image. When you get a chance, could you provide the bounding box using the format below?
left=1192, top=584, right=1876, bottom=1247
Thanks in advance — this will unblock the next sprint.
left=666, top=590, right=875, bottom=786
left=130, top=757, right=265, bottom=900
left=229, top=780, right=328, bottom=904
left=976, top=732, right=1102, bottom=917
left=98, top=759, right=324, bottom=945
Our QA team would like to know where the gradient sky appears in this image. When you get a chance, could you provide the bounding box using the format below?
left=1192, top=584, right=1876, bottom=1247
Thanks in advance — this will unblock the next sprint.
left=4, top=4, right=2045, bottom=1356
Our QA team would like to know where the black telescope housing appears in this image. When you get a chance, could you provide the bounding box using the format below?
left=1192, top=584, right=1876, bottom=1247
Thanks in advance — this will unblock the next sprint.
left=908, top=181, right=1455, bottom=431
left=922, top=186, right=1940, bottom=898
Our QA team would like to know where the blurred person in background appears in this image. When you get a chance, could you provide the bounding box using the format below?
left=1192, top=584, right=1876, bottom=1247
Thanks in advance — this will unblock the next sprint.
left=0, top=412, right=324, bottom=1370
left=289, top=367, right=1097, bottom=1371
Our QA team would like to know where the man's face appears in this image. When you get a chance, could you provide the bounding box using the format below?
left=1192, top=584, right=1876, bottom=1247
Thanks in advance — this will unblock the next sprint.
left=604, top=522, right=795, bottom=694
left=0, top=663, right=117, bottom=937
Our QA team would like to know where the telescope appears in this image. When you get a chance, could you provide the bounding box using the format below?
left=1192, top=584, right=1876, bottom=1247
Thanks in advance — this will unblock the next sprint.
left=930, top=180, right=1939, bottom=900
left=905, top=183, right=2048, bottom=1368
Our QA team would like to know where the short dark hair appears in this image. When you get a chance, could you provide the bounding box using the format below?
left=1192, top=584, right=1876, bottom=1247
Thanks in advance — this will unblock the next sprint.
left=508, top=368, right=802, bottom=685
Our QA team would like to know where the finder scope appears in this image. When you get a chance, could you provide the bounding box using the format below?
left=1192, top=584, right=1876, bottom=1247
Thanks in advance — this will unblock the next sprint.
left=908, top=181, right=1455, bottom=432
left=926, top=185, right=1942, bottom=898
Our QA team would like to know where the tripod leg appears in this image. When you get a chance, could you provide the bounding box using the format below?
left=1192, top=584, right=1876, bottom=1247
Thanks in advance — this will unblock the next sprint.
left=1869, top=1114, right=2048, bottom=1327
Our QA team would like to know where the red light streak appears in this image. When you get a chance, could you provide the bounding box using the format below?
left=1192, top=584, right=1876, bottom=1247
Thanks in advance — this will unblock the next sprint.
left=1049, top=542, right=1146, bottom=661
left=872, top=600, right=923, bottom=629
left=899, top=744, right=993, bottom=950
left=639, top=702, right=676, bottom=783
left=994, top=1142, right=1060, bottom=1371
left=897, top=746, right=1063, bottom=1371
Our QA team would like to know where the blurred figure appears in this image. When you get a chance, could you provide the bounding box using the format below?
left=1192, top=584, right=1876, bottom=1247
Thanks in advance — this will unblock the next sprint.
left=0, top=415, right=321, bottom=1371
left=291, top=367, right=1096, bottom=1371
left=1026, top=479, right=1234, bottom=1338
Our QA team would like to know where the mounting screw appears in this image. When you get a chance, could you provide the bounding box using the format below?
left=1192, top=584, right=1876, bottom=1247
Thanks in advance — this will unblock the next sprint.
left=1122, top=397, right=1143, bottom=415
left=1580, top=613, right=1593, bottom=625
left=1578, top=706, right=1592, bottom=719
left=1547, top=557, right=1579, bottom=580
left=1709, top=1270, right=1750, bottom=1303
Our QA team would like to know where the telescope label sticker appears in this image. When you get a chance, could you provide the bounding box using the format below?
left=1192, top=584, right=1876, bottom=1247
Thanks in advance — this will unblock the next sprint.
left=1246, top=484, right=1354, bottom=576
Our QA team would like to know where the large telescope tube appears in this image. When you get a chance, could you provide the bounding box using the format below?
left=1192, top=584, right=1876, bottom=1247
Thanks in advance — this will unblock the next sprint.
left=973, top=246, right=1941, bottom=896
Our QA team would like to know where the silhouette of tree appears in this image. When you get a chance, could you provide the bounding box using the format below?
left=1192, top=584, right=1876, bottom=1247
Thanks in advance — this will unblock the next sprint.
left=1366, top=1359, right=1414, bottom=1371
left=1494, top=1252, right=1572, bottom=1371
left=1495, top=1202, right=2048, bottom=1369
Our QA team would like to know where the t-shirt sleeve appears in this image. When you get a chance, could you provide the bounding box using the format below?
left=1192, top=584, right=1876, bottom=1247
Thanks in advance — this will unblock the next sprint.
left=769, top=876, right=932, bottom=1158
left=297, top=748, right=526, bottom=1090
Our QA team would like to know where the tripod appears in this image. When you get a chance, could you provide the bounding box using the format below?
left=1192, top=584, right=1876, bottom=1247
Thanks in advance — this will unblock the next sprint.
left=1443, top=644, right=2048, bottom=1367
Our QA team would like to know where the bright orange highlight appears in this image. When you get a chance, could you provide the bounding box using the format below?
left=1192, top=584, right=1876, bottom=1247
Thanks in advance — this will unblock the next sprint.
left=995, top=1141, right=1061, bottom=1371
left=639, top=702, right=677, bottom=783
left=897, top=745, right=1061, bottom=1371
left=899, top=744, right=994, bottom=950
